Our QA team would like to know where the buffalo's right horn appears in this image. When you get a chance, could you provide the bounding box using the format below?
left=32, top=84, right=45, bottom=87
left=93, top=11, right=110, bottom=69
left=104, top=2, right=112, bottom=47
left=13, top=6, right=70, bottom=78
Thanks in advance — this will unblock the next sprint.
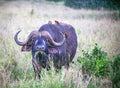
left=14, top=30, right=26, bottom=46
left=14, top=30, right=40, bottom=46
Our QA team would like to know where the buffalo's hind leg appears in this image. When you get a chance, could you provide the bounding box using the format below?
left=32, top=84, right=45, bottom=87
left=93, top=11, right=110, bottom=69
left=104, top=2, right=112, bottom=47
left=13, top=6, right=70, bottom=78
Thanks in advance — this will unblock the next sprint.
left=65, top=53, right=70, bottom=70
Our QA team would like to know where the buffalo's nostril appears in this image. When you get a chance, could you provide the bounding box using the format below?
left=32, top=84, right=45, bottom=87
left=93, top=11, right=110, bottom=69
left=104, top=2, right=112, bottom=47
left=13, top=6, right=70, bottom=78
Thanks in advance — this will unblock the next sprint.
left=36, top=45, right=45, bottom=51
left=36, top=46, right=41, bottom=50
left=41, top=45, right=45, bottom=50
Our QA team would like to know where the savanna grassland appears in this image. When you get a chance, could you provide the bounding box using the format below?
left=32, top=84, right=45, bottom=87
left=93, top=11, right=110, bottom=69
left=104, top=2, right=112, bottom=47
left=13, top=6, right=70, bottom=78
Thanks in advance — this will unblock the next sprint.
left=0, top=1, right=120, bottom=88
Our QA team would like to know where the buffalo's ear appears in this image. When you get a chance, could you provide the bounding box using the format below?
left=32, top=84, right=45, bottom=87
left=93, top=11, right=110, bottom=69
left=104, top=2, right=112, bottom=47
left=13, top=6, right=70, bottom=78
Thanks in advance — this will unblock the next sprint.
left=48, top=47, right=58, bottom=54
left=21, top=45, right=32, bottom=51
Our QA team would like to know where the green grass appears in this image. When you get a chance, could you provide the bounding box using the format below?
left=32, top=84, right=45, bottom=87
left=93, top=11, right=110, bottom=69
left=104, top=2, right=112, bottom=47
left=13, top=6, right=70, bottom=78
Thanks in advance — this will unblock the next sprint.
left=0, top=1, right=120, bottom=88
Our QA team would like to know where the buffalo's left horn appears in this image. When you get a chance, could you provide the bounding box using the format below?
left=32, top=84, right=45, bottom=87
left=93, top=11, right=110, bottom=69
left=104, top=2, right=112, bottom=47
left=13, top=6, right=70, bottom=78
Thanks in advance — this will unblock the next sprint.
left=40, top=31, right=65, bottom=46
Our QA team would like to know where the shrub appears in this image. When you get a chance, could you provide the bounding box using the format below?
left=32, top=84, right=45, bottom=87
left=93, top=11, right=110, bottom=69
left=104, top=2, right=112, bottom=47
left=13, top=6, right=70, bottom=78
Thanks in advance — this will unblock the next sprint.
left=46, top=0, right=63, bottom=2
left=112, top=54, right=120, bottom=88
left=77, top=43, right=112, bottom=77
left=64, top=0, right=120, bottom=9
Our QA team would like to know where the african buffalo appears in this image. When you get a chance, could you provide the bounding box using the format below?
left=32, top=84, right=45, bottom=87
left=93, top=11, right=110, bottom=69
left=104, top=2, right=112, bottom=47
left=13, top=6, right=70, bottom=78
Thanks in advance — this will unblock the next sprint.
left=14, top=21, right=78, bottom=79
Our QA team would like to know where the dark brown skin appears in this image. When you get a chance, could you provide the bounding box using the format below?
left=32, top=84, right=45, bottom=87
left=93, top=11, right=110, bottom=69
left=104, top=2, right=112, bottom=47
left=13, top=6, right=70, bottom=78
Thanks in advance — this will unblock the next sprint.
left=55, top=21, right=78, bottom=69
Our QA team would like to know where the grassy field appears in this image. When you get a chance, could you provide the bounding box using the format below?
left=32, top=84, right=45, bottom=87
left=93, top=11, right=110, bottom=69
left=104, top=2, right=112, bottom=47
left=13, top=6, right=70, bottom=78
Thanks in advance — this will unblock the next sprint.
left=0, top=1, right=120, bottom=88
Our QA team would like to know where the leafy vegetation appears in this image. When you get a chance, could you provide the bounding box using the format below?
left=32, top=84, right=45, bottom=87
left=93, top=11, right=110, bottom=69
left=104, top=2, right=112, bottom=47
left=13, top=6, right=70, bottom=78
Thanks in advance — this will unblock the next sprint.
left=65, top=0, right=120, bottom=9
left=112, top=54, right=120, bottom=88
left=77, top=43, right=112, bottom=77
left=46, top=0, right=120, bottom=9
left=77, top=44, right=120, bottom=88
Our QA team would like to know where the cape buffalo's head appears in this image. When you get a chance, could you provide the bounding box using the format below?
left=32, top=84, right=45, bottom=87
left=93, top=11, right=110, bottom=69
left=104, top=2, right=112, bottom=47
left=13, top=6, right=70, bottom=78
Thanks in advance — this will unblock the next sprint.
left=14, top=30, right=65, bottom=54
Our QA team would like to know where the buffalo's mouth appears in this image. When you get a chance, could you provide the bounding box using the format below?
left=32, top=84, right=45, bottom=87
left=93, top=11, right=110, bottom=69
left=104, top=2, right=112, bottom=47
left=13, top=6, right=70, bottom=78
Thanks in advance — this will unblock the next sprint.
left=34, top=50, right=46, bottom=57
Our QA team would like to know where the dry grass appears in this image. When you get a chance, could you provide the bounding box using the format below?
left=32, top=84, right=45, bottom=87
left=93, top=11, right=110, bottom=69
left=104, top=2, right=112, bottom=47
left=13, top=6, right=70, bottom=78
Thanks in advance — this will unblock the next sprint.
left=0, top=1, right=120, bottom=88
left=0, top=1, right=119, bottom=55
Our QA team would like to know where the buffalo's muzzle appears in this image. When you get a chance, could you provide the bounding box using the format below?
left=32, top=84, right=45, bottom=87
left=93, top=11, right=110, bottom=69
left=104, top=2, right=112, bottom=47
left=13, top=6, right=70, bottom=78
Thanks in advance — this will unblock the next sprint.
left=36, top=45, right=45, bottom=51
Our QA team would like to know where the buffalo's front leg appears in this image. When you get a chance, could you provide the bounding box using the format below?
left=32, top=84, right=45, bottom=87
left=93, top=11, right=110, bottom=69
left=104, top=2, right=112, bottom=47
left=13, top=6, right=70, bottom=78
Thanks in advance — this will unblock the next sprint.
left=53, top=55, right=63, bottom=72
left=32, top=59, right=42, bottom=79
left=32, top=51, right=42, bottom=79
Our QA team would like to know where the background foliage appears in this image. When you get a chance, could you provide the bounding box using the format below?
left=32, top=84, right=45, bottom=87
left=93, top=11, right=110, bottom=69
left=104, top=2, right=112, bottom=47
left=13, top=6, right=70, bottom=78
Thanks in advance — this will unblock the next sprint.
left=65, top=0, right=120, bottom=9
left=47, top=0, right=120, bottom=9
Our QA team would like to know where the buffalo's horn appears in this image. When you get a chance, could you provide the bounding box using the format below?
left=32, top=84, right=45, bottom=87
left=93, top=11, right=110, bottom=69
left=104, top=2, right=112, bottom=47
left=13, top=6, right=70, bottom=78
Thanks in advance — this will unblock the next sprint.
left=14, top=30, right=26, bottom=46
left=14, top=30, right=40, bottom=46
left=40, top=31, right=65, bottom=46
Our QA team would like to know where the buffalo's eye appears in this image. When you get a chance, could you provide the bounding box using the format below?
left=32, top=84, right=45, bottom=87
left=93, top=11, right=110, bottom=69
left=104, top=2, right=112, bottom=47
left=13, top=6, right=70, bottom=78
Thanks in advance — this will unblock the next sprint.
left=31, top=37, right=37, bottom=44
left=46, top=39, right=51, bottom=46
left=26, top=38, right=34, bottom=45
left=35, top=40, right=38, bottom=45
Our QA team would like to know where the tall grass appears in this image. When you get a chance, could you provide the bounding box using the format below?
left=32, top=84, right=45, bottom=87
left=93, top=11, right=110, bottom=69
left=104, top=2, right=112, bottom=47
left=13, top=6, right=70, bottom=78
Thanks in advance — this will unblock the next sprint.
left=0, top=1, right=120, bottom=88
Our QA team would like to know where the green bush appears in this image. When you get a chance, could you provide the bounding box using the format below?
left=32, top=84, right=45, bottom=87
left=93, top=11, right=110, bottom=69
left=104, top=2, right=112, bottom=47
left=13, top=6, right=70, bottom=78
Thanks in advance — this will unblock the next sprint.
left=77, top=43, right=112, bottom=77
left=46, top=0, right=63, bottom=2
left=64, top=0, right=120, bottom=9
left=112, top=54, right=120, bottom=88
